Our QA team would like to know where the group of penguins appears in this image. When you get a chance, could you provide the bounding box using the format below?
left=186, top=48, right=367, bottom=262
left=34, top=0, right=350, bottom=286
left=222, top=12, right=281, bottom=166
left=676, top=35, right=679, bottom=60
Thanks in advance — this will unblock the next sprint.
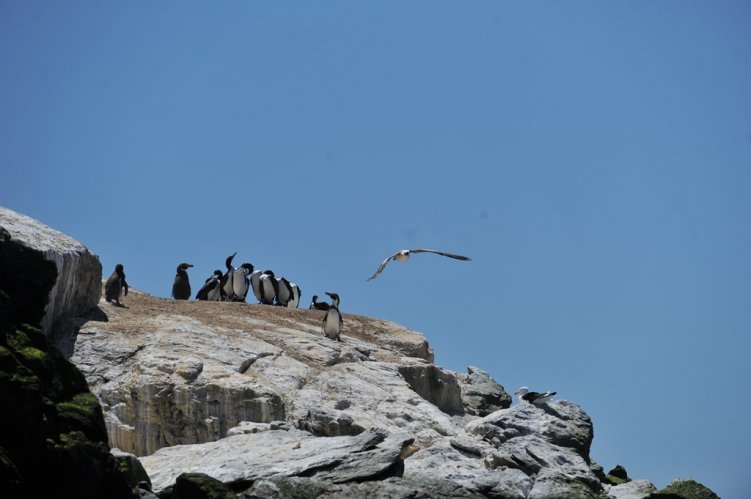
left=103, top=252, right=345, bottom=341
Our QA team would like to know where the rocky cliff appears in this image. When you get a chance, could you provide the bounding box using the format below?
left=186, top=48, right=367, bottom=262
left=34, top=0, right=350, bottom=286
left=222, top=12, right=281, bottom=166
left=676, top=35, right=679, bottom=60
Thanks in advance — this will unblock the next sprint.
left=1, top=207, right=719, bottom=498
left=0, top=207, right=102, bottom=357
left=69, top=288, right=716, bottom=498
left=0, top=223, right=136, bottom=498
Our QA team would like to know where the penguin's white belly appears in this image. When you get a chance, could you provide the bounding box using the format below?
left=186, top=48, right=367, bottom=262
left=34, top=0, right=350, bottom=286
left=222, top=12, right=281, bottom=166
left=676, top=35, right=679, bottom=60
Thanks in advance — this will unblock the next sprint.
left=276, top=280, right=290, bottom=304
left=323, top=308, right=341, bottom=339
left=233, top=269, right=248, bottom=297
left=250, top=271, right=263, bottom=301
left=207, top=282, right=221, bottom=301
left=261, top=276, right=276, bottom=301
left=223, top=273, right=235, bottom=296
left=288, top=285, right=300, bottom=308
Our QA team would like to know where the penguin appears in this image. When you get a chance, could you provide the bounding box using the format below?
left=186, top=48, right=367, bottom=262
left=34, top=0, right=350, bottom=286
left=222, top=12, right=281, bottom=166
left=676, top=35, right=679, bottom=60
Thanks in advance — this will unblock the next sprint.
left=232, top=263, right=254, bottom=302
left=250, top=269, right=264, bottom=303
left=172, top=263, right=193, bottom=300
left=322, top=292, right=343, bottom=341
left=287, top=283, right=302, bottom=308
left=220, top=252, right=237, bottom=301
left=275, top=277, right=293, bottom=306
left=196, top=270, right=223, bottom=301
left=105, top=263, right=129, bottom=307
left=309, top=295, right=330, bottom=311
left=259, top=270, right=278, bottom=305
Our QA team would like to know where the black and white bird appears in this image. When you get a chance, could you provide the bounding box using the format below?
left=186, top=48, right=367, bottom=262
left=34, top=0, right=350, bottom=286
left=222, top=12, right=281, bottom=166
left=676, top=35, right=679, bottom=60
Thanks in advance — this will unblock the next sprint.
left=249, top=269, right=263, bottom=303
left=231, top=263, right=254, bottom=302
left=172, top=263, right=193, bottom=300
left=275, top=277, right=293, bottom=306
left=221, top=252, right=237, bottom=301
left=322, top=292, right=342, bottom=341
left=309, top=295, right=330, bottom=311
left=513, top=386, right=557, bottom=406
left=105, top=263, right=129, bottom=307
left=196, top=270, right=223, bottom=301
left=259, top=270, right=279, bottom=305
left=367, top=248, right=471, bottom=281
left=287, top=283, right=302, bottom=308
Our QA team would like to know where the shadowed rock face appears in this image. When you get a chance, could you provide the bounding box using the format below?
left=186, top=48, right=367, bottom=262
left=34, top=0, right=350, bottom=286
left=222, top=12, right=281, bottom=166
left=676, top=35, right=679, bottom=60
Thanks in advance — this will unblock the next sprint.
left=0, top=224, right=135, bottom=499
left=0, top=206, right=102, bottom=356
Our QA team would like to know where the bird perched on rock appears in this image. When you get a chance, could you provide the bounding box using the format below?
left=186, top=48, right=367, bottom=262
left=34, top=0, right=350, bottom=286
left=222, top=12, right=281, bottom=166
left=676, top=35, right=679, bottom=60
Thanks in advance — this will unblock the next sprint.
left=172, top=262, right=193, bottom=300
left=275, top=276, right=294, bottom=306
left=259, top=270, right=278, bottom=305
left=309, top=295, right=330, bottom=311
left=249, top=269, right=263, bottom=303
left=514, top=386, right=556, bottom=406
left=220, top=252, right=237, bottom=301
left=367, top=248, right=471, bottom=281
left=287, top=282, right=302, bottom=308
left=105, top=263, right=129, bottom=307
left=322, top=292, right=342, bottom=341
left=196, top=270, right=223, bottom=301
left=231, top=263, right=254, bottom=302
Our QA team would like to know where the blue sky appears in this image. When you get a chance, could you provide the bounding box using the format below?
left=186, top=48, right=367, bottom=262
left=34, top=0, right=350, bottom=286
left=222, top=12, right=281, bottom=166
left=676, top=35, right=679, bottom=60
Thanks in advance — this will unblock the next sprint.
left=2, top=2, right=750, bottom=497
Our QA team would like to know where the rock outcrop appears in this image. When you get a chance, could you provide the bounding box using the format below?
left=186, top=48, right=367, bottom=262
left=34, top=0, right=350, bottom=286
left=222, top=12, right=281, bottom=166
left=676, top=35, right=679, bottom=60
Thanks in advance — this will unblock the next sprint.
left=0, top=206, right=102, bottom=356
left=68, top=287, right=615, bottom=497
left=0, top=223, right=135, bottom=498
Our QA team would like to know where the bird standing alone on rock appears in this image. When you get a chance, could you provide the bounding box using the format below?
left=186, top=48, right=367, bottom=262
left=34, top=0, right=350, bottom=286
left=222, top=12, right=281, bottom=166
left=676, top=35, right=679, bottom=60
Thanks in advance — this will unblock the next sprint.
left=322, top=292, right=343, bottom=341
left=172, top=263, right=193, bottom=300
left=367, top=248, right=471, bottom=281
left=514, top=386, right=557, bottom=406
left=105, top=263, right=129, bottom=307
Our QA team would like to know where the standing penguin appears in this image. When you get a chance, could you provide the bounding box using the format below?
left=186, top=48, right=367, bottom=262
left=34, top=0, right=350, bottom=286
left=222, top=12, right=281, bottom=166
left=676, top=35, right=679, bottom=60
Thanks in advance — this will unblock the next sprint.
left=220, top=252, right=237, bottom=301
left=105, top=263, right=129, bottom=307
left=275, top=277, right=293, bottom=306
left=196, top=270, right=223, bottom=301
left=172, top=263, right=193, bottom=300
left=309, top=295, right=330, bottom=311
left=287, top=283, right=302, bottom=308
left=249, top=269, right=264, bottom=303
left=232, top=263, right=254, bottom=302
left=322, top=292, right=343, bottom=341
left=259, top=270, right=278, bottom=305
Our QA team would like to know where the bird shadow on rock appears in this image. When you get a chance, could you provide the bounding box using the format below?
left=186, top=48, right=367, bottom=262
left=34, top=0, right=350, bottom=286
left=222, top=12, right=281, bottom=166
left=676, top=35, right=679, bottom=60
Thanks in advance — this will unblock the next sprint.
left=540, top=404, right=562, bottom=419
left=84, top=306, right=112, bottom=321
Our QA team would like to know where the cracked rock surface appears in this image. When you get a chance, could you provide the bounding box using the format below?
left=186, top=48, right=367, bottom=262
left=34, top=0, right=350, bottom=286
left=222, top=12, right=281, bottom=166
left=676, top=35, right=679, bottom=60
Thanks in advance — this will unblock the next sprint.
left=70, top=288, right=614, bottom=497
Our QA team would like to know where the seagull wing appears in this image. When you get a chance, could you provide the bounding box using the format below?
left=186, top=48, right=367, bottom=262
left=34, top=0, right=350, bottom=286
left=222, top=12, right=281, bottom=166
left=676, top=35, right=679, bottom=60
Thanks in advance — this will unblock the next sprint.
left=367, top=252, right=399, bottom=281
left=409, top=249, right=472, bottom=261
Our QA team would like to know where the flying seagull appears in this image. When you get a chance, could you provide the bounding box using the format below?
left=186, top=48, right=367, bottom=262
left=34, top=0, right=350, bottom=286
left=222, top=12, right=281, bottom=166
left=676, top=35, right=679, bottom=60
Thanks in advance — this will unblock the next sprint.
left=513, top=386, right=557, bottom=406
left=367, top=248, right=471, bottom=281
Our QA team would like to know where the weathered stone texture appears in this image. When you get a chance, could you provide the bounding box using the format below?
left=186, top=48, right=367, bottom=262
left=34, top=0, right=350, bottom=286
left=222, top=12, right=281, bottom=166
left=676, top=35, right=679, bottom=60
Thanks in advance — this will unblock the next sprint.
left=0, top=206, right=101, bottom=355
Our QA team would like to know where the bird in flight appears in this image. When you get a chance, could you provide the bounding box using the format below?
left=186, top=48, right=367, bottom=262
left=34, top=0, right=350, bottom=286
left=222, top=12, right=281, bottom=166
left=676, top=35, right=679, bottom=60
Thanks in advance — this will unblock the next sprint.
left=367, top=248, right=471, bottom=281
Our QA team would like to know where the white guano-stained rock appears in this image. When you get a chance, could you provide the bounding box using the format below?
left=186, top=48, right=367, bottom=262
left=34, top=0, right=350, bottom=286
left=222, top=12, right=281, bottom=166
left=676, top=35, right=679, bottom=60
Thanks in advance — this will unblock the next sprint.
left=71, top=288, right=438, bottom=456
left=69, top=285, right=619, bottom=497
left=139, top=428, right=413, bottom=494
